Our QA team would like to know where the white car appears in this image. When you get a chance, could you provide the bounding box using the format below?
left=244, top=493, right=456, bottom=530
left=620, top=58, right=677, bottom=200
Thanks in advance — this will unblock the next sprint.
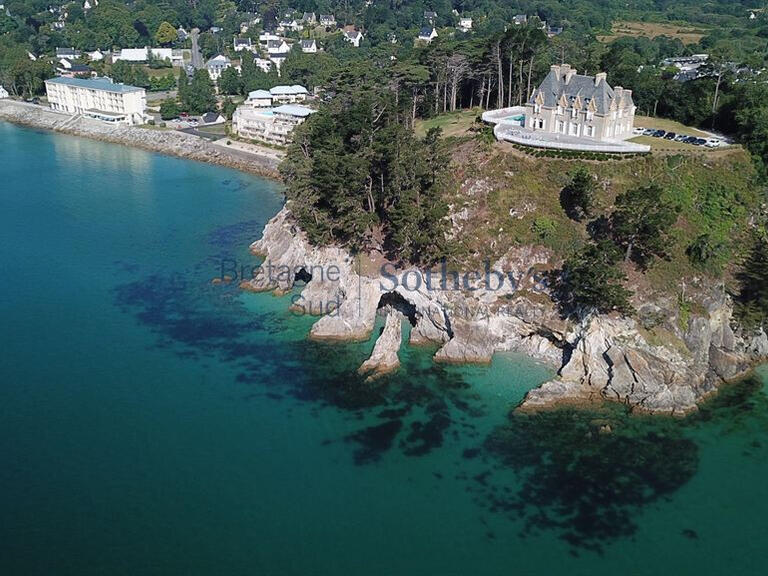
left=633, top=127, right=645, bottom=135
left=705, top=139, right=721, bottom=148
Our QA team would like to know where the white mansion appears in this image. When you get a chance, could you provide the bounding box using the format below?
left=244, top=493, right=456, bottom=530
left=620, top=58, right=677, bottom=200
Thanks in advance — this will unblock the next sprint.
left=525, top=64, right=636, bottom=141
left=44, top=77, right=147, bottom=125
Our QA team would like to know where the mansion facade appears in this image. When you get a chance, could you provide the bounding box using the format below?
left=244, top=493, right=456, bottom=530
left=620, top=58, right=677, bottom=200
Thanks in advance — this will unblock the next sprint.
left=524, top=64, right=636, bottom=141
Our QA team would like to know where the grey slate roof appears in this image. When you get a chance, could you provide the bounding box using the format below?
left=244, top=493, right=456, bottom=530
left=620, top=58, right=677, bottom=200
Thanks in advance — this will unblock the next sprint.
left=530, top=65, right=633, bottom=114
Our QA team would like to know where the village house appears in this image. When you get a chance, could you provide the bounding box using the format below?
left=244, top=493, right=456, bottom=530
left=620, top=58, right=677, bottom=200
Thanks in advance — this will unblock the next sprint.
left=233, top=37, right=252, bottom=52
left=270, top=85, right=308, bottom=104
left=301, top=39, right=318, bottom=53
left=87, top=49, right=104, bottom=61
left=513, top=14, right=527, bottom=25
left=319, top=14, right=336, bottom=27
left=343, top=28, right=363, bottom=47
left=0, top=85, right=9, bottom=99
left=206, top=55, right=232, bottom=81
left=56, top=58, right=94, bottom=78
left=418, top=26, right=438, bottom=42
left=254, top=57, right=273, bottom=73
left=244, top=89, right=273, bottom=108
left=112, top=47, right=182, bottom=66
left=56, top=47, right=81, bottom=60
left=458, top=17, right=472, bottom=32
left=424, top=11, right=437, bottom=23
left=232, top=103, right=315, bottom=145
left=303, top=12, right=316, bottom=25
left=525, top=64, right=636, bottom=141
left=177, top=27, right=189, bottom=41
left=44, top=76, right=146, bottom=125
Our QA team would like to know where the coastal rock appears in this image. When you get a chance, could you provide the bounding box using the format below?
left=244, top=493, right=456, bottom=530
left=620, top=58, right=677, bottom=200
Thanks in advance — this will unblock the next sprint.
left=358, top=310, right=403, bottom=379
left=246, top=207, right=764, bottom=415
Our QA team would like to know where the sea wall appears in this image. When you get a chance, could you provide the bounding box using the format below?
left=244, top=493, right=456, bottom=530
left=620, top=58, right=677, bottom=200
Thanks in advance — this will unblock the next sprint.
left=245, top=206, right=768, bottom=415
left=0, top=99, right=281, bottom=179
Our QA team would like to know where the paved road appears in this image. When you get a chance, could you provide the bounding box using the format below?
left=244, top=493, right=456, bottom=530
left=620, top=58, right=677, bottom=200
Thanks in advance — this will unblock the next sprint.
left=190, top=28, right=203, bottom=69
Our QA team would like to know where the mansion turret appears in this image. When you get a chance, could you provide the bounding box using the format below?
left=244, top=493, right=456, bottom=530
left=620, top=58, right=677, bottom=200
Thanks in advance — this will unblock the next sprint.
left=524, top=64, right=636, bottom=141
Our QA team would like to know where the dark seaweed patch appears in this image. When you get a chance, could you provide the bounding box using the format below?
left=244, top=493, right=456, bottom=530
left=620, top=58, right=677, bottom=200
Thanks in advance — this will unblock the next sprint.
left=346, top=419, right=403, bottom=464
left=481, top=407, right=699, bottom=553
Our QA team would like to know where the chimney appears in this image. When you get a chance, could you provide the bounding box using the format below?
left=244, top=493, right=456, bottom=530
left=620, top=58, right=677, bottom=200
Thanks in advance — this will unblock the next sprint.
left=550, top=64, right=561, bottom=77
left=561, top=64, right=576, bottom=83
left=595, top=72, right=607, bottom=86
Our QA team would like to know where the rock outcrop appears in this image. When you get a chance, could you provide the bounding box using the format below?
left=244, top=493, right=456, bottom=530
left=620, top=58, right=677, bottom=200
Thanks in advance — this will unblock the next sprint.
left=358, top=310, right=403, bottom=380
left=245, top=207, right=768, bottom=415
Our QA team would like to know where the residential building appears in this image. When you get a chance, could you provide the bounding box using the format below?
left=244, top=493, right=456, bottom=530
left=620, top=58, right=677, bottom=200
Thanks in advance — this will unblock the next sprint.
left=56, top=59, right=94, bottom=77
left=44, top=76, right=147, bottom=125
left=343, top=28, right=363, bottom=47
left=201, top=112, right=226, bottom=125
left=301, top=39, right=318, bottom=53
left=424, top=11, right=437, bottom=22
left=418, top=26, right=438, bottom=42
left=458, top=17, right=473, bottom=32
left=0, top=85, right=9, bottom=99
left=525, top=64, right=636, bottom=141
left=254, top=57, right=273, bottom=73
left=267, top=39, right=291, bottom=55
left=244, top=89, right=273, bottom=108
left=546, top=24, right=564, bottom=37
left=513, top=14, right=527, bottom=25
left=177, top=27, right=189, bottom=41
left=232, top=103, right=315, bottom=145
left=259, top=32, right=281, bottom=46
left=234, top=37, right=252, bottom=52
left=87, top=49, right=104, bottom=61
left=206, top=55, right=232, bottom=81
left=319, top=14, right=336, bottom=27
left=56, top=47, right=81, bottom=59
left=303, top=12, right=316, bottom=24
left=270, top=85, right=308, bottom=103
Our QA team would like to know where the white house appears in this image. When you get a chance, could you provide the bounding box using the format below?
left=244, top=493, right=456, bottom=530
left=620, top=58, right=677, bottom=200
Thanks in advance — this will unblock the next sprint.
left=343, top=28, right=363, bottom=47
left=319, top=14, right=336, bottom=27
left=301, top=39, right=318, bottom=53
left=259, top=32, right=281, bottom=46
left=44, top=76, right=146, bottom=125
left=270, top=84, right=308, bottom=103
left=245, top=89, right=273, bottom=107
left=232, top=103, right=315, bottom=145
left=303, top=12, right=316, bottom=25
left=0, top=85, right=9, bottom=99
left=206, top=55, right=232, bottom=81
left=201, top=111, right=226, bottom=125
left=112, top=47, right=182, bottom=66
left=267, top=39, right=291, bottom=55
left=254, top=57, right=273, bottom=73
left=233, top=37, right=252, bottom=52
left=87, top=49, right=104, bottom=61
left=56, top=47, right=81, bottom=59
left=458, top=17, right=472, bottom=32
left=418, top=26, right=438, bottom=42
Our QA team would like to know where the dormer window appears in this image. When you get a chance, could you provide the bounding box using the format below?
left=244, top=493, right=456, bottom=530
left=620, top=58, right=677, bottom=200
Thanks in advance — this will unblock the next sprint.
left=571, top=107, right=577, bottom=118
left=556, top=105, right=563, bottom=115
left=534, top=104, right=541, bottom=114
left=586, top=111, right=594, bottom=121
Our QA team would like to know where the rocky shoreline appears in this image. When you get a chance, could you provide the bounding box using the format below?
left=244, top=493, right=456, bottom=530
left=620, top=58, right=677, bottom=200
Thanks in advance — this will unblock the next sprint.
left=245, top=206, right=768, bottom=415
left=0, top=99, right=281, bottom=179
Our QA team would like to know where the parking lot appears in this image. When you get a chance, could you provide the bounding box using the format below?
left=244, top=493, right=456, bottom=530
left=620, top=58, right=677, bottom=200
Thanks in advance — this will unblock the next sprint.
left=631, top=126, right=725, bottom=148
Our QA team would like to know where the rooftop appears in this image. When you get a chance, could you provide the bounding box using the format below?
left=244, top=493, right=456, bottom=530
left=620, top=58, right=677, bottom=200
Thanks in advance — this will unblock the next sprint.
left=273, top=104, right=316, bottom=117
left=45, top=76, right=144, bottom=94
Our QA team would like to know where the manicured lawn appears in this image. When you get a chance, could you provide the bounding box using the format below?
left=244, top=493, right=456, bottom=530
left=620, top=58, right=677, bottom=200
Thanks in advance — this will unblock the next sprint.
left=633, top=115, right=712, bottom=138
left=414, top=109, right=480, bottom=138
left=598, top=20, right=707, bottom=45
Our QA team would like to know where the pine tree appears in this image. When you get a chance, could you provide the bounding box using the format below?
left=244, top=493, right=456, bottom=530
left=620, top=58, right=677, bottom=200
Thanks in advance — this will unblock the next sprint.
left=736, top=234, right=768, bottom=330
left=561, top=166, right=596, bottom=221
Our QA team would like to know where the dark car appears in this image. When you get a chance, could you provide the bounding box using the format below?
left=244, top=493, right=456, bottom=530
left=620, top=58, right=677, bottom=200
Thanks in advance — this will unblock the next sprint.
left=653, top=129, right=666, bottom=137
left=684, top=136, right=698, bottom=143
left=694, top=138, right=707, bottom=146
left=664, top=132, right=676, bottom=140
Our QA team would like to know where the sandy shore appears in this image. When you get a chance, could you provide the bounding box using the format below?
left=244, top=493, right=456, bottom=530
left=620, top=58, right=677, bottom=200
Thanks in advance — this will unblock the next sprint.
left=0, top=99, right=282, bottom=180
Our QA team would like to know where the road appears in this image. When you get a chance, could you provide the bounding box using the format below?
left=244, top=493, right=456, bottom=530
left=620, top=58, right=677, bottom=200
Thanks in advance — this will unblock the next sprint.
left=190, top=28, right=204, bottom=70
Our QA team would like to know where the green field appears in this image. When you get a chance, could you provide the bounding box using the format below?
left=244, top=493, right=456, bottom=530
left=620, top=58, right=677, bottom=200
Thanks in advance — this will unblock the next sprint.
left=414, top=109, right=480, bottom=138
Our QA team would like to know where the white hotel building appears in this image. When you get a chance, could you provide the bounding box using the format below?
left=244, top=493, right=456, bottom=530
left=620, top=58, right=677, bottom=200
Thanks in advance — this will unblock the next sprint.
left=44, top=77, right=147, bottom=125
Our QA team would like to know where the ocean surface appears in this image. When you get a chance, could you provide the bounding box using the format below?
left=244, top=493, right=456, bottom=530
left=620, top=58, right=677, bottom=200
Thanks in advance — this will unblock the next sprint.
left=1, top=122, right=767, bottom=575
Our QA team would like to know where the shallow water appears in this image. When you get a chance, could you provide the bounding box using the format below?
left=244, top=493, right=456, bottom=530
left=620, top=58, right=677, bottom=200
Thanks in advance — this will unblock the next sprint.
left=1, top=122, right=766, bottom=575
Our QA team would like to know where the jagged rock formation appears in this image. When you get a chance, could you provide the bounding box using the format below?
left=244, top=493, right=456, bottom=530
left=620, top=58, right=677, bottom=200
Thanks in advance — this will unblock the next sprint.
left=358, top=309, right=403, bottom=380
left=245, top=207, right=768, bottom=415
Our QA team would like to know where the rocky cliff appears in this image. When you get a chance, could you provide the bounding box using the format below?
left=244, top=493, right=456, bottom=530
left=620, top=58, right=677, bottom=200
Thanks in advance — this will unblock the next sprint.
left=245, top=206, right=768, bottom=415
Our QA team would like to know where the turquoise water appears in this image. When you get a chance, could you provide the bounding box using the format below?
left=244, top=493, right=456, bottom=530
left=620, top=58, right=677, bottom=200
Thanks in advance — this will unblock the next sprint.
left=1, top=122, right=767, bottom=575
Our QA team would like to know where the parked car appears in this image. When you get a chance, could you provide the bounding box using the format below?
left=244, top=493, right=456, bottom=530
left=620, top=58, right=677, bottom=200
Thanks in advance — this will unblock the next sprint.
left=633, top=127, right=645, bottom=135
left=643, top=128, right=656, bottom=136
left=694, top=138, right=707, bottom=146
left=664, top=132, right=676, bottom=140
left=683, top=136, right=698, bottom=143
left=653, top=129, right=666, bottom=137
left=674, top=134, right=688, bottom=142
left=706, top=139, right=722, bottom=148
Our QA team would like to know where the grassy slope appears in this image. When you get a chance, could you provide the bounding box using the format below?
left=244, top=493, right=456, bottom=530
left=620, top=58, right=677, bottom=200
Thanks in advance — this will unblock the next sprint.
left=445, top=139, right=760, bottom=300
